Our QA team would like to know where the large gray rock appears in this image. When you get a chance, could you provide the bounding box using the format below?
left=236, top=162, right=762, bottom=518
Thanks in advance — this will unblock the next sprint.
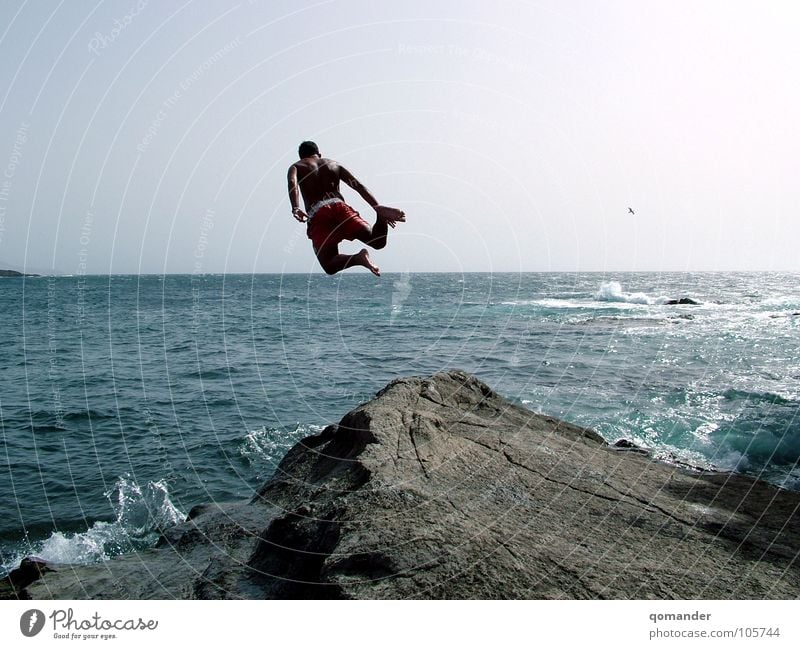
left=13, top=371, right=800, bottom=599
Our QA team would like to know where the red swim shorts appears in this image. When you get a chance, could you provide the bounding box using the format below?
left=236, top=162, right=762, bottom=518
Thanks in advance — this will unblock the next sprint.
left=306, top=201, right=370, bottom=251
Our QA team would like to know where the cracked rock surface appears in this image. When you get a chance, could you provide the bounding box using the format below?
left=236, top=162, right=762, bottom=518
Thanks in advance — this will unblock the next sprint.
left=16, top=370, right=800, bottom=599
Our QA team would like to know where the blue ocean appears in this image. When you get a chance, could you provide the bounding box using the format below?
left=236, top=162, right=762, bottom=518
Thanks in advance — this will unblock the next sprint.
left=1, top=272, right=799, bottom=575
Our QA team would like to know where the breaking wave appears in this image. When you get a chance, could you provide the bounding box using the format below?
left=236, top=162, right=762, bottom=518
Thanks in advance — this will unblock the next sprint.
left=0, top=476, right=185, bottom=577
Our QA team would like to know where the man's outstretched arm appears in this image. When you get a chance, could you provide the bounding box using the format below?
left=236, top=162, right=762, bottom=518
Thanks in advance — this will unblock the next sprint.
left=287, top=165, right=307, bottom=222
left=338, top=165, right=379, bottom=209
left=338, top=165, right=406, bottom=227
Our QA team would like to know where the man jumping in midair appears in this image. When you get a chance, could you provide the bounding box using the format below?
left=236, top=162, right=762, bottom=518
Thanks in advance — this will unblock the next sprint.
left=288, top=141, right=405, bottom=276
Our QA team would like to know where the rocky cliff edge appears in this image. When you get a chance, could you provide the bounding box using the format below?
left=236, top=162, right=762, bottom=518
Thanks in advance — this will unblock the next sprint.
left=7, top=371, right=799, bottom=599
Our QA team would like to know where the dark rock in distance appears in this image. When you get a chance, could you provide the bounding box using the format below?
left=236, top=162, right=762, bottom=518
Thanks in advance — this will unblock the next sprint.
left=13, top=371, right=800, bottom=599
left=665, top=298, right=700, bottom=305
left=0, top=269, right=40, bottom=277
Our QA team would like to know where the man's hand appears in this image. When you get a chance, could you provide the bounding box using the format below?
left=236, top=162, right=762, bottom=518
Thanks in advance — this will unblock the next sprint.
left=375, top=205, right=406, bottom=228
left=292, top=207, right=308, bottom=223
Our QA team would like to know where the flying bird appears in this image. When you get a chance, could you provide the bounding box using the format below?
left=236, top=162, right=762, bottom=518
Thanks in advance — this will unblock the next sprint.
left=628, top=207, right=635, bottom=215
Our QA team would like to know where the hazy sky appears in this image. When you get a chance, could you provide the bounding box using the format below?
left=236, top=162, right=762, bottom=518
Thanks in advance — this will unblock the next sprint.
left=0, top=0, right=798, bottom=274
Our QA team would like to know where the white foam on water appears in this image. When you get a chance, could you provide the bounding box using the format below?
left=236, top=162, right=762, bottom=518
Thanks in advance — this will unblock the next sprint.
left=538, top=298, right=616, bottom=309
left=33, top=521, right=120, bottom=566
left=510, top=298, right=636, bottom=310
left=707, top=449, right=750, bottom=473
left=779, top=468, right=800, bottom=491
left=240, top=423, right=323, bottom=466
left=761, top=294, right=800, bottom=308
left=108, top=475, right=186, bottom=537
left=1, top=475, right=186, bottom=576
left=502, top=281, right=679, bottom=310
left=594, top=281, right=669, bottom=305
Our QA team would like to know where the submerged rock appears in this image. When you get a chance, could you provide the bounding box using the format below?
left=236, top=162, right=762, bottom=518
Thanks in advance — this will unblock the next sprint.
left=612, top=439, right=651, bottom=455
left=10, top=371, right=800, bottom=599
left=665, top=298, right=700, bottom=305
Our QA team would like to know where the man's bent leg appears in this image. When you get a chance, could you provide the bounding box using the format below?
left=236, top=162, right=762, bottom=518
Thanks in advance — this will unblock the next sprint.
left=356, top=206, right=405, bottom=250
left=361, top=219, right=388, bottom=249
left=316, top=245, right=380, bottom=276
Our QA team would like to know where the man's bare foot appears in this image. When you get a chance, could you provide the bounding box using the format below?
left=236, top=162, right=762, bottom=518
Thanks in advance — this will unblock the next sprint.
left=375, top=205, right=406, bottom=228
left=356, top=248, right=380, bottom=276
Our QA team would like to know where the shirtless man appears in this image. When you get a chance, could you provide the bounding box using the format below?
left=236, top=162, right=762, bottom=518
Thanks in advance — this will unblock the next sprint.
left=287, top=141, right=405, bottom=276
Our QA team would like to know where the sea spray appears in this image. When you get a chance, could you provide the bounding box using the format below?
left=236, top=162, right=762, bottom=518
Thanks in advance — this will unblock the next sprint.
left=107, top=475, right=185, bottom=537
left=240, top=423, right=323, bottom=480
left=594, top=280, right=667, bottom=305
left=0, top=476, right=185, bottom=576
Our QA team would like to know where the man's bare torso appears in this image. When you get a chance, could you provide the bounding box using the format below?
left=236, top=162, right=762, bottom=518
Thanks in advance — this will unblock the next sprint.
left=292, top=157, right=344, bottom=210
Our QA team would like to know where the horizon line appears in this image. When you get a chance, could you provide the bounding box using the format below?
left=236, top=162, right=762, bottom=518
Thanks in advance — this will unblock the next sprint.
left=6, top=269, right=800, bottom=277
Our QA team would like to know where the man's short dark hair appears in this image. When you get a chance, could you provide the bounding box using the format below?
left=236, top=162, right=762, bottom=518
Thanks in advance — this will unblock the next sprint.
left=298, top=141, right=319, bottom=158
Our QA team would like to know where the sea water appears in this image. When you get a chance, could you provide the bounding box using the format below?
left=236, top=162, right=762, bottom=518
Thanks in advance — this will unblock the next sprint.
left=1, top=272, right=799, bottom=575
